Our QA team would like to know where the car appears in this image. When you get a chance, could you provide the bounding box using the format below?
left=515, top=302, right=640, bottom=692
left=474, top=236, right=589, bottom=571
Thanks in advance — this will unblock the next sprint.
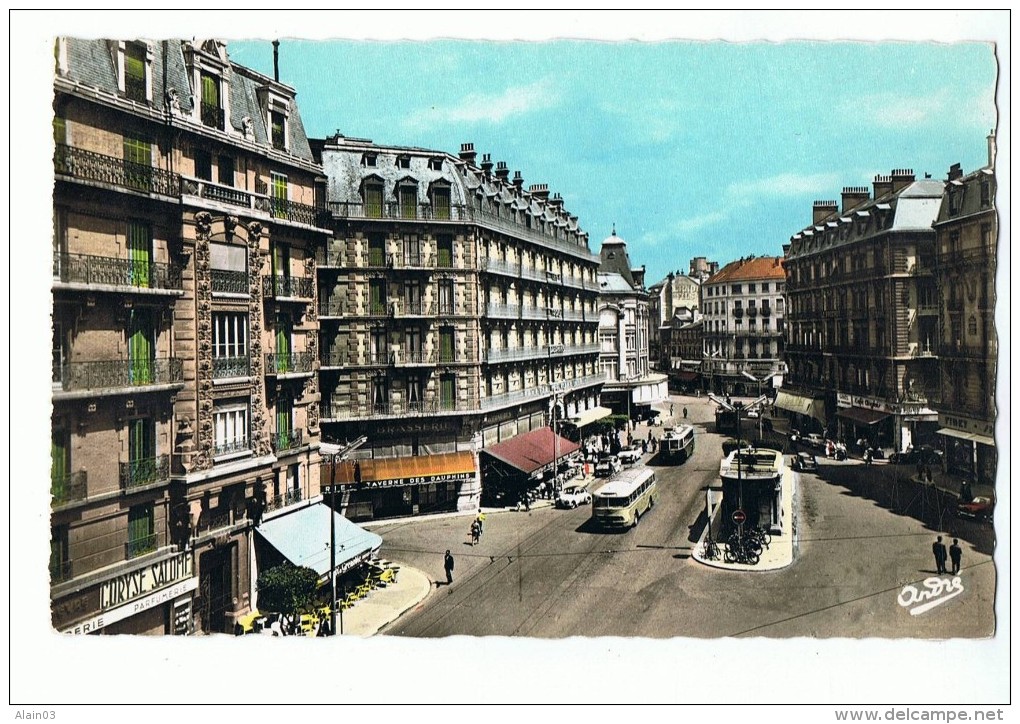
left=745, top=408, right=760, bottom=419
left=804, top=433, right=826, bottom=449
left=617, top=444, right=643, bottom=465
left=595, top=454, right=623, bottom=477
left=555, top=484, right=592, bottom=509
left=957, top=484, right=995, bottom=522
left=888, top=445, right=944, bottom=465
left=791, top=452, right=818, bottom=472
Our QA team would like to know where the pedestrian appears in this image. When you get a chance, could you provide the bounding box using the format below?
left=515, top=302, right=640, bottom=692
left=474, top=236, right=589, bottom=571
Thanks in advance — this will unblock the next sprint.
left=524, top=494, right=531, bottom=512
left=864, top=448, right=872, bottom=465
left=476, top=511, right=486, bottom=535
left=670, top=403, right=674, bottom=416
left=470, top=520, right=480, bottom=545
left=683, top=407, right=688, bottom=419
left=444, top=549, right=454, bottom=584
left=949, top=538, right=962, bottom=574
left=932, top=536, right=948, bottom=575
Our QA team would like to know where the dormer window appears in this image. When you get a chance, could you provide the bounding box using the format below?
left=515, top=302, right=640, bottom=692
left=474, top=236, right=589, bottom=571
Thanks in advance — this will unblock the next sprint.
left=397, top=155, right=412, bottom=169
left=118, top=41, right=152, bottom=104
left=429, top=157, right=443, bottom=171
left=200, top=71, right=224, bottom=130
left=271, top=110, right=286, bottom=150
left=184, top=42, right=231, bottom=134
left=362, top=153, right=378, bottom=167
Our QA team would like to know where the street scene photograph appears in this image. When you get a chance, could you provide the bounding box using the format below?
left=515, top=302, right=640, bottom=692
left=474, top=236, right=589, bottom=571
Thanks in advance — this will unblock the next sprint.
left=10, top=9, right=1009, bottom=710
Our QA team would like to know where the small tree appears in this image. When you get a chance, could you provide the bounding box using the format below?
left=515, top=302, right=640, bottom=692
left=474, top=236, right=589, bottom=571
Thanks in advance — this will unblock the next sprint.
left=256, top=563, right=320, bottom=634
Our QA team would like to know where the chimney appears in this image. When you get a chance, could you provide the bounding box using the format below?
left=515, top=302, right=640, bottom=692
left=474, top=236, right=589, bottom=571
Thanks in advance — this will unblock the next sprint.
left=891, top=168, right=915, bottom=193
left=529, top=183, right=550, bottom=200
left=512, top=171, right=524, bottom=190
left=813, top=200, right=838, bottom=224
left=480, top=153, right=494, bottom=175
left=494, top=161, right=509, bottom=181
left=841, top=186, right=870, bottom=212
left=873, top=174, right=893, bottom=199
left=987, top=130, right=996, bottom=169
left=549, top=192, right=564, bottom=209
left=782, top=243, right=791, bottom=257
left=947, top=163, right=963, bottom=182
left=273, top=40, right=280, bottom=82
left=459, top=143, right=477, bottom=164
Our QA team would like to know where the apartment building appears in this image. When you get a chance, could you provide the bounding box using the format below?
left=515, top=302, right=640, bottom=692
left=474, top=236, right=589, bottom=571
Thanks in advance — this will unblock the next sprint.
left=782, top=170, right=943, bottom=452
left=51, top=38, right=326, bottom=634
left=701, top=256, right=787, bottom=398
left=932, top=137, right=998, bottom=485
left=315, top=138, right=604, bottom=518
left=648, top=262, right=710, bottom=370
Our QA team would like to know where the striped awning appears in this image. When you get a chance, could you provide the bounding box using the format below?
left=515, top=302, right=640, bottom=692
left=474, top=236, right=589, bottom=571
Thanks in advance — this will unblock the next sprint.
left=323, top=451, right=476, bottom=490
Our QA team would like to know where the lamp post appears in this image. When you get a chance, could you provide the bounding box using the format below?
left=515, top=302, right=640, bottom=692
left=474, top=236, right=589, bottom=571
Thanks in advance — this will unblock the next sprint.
left=742, top=370, right=775, bottom=440
left=734, top=401, right=744, bottom=543
left=324, top=436, right=367, bottom=636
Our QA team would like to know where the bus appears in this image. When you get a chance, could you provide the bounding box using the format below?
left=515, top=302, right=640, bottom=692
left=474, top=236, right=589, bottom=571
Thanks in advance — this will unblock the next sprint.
left=591, top=466, right=658, bottom=529
left=661, top=424, right=696, bottom=463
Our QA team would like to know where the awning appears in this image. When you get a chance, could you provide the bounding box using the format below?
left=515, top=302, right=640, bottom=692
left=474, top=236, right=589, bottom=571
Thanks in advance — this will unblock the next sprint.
left=256, top=505, right=382, bottom=578
left=569, top=406, right=612, bottom=428
left=673, top=370, right=700, bottom=381
left=937, top=427, right=996, bottom=448
left=837, top=407, right=890, bottom=426
left=323, top=450, right=476, bottom=489
left=481, top=427, right=580, bottom=478
left=774, top=390, right=825, bottom=423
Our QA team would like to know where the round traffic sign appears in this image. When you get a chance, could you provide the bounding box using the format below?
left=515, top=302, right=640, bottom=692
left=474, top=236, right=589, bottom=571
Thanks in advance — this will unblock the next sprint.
left=732, top=509, right=746, bottom=524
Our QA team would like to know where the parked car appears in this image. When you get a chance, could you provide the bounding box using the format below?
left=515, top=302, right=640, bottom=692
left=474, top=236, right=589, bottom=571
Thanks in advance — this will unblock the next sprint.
left=957, top=484, right=995, bottom=522
left=791, top=452, right=818, bottom=472
left=888, top=445, right=944, bottom=465
left=555, top=484, right=593, bottom=509
left=804, top=433, right=826, bottom=449
left=617, top=444, right=643, bottom=465
left=595, top=454, right=623, bottom=477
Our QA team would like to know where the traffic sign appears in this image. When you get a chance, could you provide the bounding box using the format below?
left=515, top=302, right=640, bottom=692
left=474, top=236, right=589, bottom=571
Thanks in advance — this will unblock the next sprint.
left=732, top=509, right=746, bottom=524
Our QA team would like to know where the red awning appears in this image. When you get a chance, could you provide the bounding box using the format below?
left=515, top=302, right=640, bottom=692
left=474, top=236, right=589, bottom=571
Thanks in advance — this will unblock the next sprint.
left=481, top=427, right=580, bottom=477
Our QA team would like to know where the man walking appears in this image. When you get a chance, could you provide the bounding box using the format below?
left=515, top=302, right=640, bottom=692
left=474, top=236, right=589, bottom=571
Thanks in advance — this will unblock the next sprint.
left=444, top=549, right=454, bottom=585
left=949, top=538, right=963, bottom=575
left=932, top=536, right=948, bottom=575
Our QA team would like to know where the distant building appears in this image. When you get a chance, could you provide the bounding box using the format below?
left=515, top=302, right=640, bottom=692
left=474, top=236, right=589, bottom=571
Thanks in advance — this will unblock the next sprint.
left=701, top=256, right=787, bottom=398
left=648, top=259, right=713, bottom=370
left=932, top=136, right=998, bottom=485
left=597, top=229, right=668, bottom=419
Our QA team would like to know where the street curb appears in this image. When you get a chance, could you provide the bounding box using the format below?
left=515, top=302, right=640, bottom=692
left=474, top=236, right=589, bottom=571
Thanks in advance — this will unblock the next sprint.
left=362, top=565, right=433, bottom=636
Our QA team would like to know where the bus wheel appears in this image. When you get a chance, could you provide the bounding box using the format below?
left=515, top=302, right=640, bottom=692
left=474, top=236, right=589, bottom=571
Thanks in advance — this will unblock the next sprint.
left=633, top=510, right=640, bottom=527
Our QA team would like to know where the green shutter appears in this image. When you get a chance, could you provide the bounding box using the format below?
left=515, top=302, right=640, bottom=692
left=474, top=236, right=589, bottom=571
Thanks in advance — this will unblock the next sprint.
left=127, top=221, right=151, bottom=287
left=123, top=137, right=152, bottom=191
left=440, top=329, right=454, bottom=363
left=51, top=429, right=69, bottom=495
left=400, top=186, right=416, bottom=219
left=128, top=310, right=153, bottom=384
left=365, top=184, right=383, bottom=218
left=271, top=174, right=288, bottom=219
left=276, top=315, right=291, bottom=372
left=441, top=375, right=455, bottom=406
left=128, top=505, right=154, bottom=555
left=276, top=400, right=291, bottom=450
left=201, top=73, right=219, bottom=107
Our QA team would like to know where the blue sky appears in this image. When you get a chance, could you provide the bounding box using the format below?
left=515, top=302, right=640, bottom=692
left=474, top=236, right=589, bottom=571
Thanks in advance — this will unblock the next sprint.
left=229, top=36, right=998, bottom=284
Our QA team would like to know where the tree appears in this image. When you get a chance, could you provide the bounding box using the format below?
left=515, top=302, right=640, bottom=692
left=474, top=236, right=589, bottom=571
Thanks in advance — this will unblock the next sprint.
left=256, top=563, right=320, bottom=634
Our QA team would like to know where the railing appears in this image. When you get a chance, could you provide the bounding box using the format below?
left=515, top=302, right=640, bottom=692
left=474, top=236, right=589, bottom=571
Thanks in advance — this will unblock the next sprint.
left=125, top=533, right=159, bottom=559
left=325, top=399, right=464, bottom=420
left=760, top=306, right=772, bottom=317
left=486, top=303, right=520, bottom=318
left=389, top=252, right=435, bottom=269
left=263, top=275, right=315, bottom=299
left=201, top=102, right=225, bottom=130
left=212, top=438, right=250, bottom=458
left=395, top=350, right=435, bottom=365
left=53, top=252, right=183, bottom=292
left=328, top=200, right=472, bottom=222
left=265, top=351, right=316, bottom=375
left=213, top=355, right=250, bottom=379
left=521, top=306, right=549, bottom=320
left=124, top=74, right=146, bottom=103
left=55, top=144, right=180, bottom=197
left=271, top=198, right=328, bottom=227
left=481, top=257, right=520, bottom=276
left=195, top=511, right=232, bottom=535
left=53, top=358, right=183, bottom=392
left=520, top=265, right=550, bottom=283
left=182, top=177, right=254, bottom=209
left=50, top=559, right=74, bottom=584
left=394, top=300, right=435, bottom=317
left=266, top=488, right=304, bottom=513
left=746, top=307, right=758, bottom=318
left=320, top=353, right=391, bottom=368
left=484, top=347, right=537, bottom=363
left=315, top=249, right=350, bottom=268
left=733, top=307, right=744, bottom=318
left=51, top=470, right=87, bottom=505
left=119, top=455, right=170, bottom=490
left=319, top=301, right=347, bottom=318
left=272, top=429, right=304, bottom=453
left=211, top=269, right=248, bottom=294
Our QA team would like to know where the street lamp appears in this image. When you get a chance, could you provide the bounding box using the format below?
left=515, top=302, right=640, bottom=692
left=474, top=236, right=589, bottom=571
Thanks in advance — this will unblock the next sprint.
left=742, top=370, right=775, bottom=440
left=324, top=436, right=367, bottom=636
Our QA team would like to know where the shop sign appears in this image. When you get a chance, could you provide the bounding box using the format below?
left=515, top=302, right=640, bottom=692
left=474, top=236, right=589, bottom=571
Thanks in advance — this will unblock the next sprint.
left=99, top=552, right=193, bottom=611
left=361, top=470, right=474, bottom=489
left=939, top=414, right=995, bottom=437
left=63, top=578, right=198, bottom=635
left=836, top=393, right=934, bottom=417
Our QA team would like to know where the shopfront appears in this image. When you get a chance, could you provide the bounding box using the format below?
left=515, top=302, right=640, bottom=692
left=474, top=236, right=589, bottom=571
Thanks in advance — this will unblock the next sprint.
left=479, top=426, right=580, bottom=505
left=774, top=389, right=826, bottom=435
left=937, top=413, right=997, bottom=485
left=836, top=393, right=938, bottom=454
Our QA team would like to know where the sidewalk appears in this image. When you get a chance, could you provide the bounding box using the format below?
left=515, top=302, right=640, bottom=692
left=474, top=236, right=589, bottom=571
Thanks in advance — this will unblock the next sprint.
left=336, top=563, right=433, bottom=636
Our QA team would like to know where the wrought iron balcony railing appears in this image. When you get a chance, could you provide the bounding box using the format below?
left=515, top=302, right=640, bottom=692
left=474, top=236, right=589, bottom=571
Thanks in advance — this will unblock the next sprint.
left=53, top=252, right=183, bottom=292
left=262, top=275, right=315, bottom=300
left=213, top=355, right=251, bottom=379
left=265, top=351, right=315, bottom=375
left=119, top=455, right=170, bottom=490
left=124, top=74, right=147, bottom=103
left=271, top=429, right=304, bottom=453
left=50, top=558, right=74, bottom=583
left=270, top=198, right=328, bottom=228
left=211, top=269, right=248, bottom=294
left=200, top=102, right=225, bottom=131
left=395, top=350, right=435, bottom=365
left=51, top=470, right=87, bottom=505
left=266, top=487, right=304, bottom=513
left=212, top=438, right=250, bottom=458
left=182, top=177, right=254, bottom=209
left=53, top=358, right=184, bottom=393
left=393, top=300, right=435, bottom=317
left=55, top=144, right=180, bottom=197
left=389, top=252, right=436, bottom=269
left=125, top=533, right=159, bottom=559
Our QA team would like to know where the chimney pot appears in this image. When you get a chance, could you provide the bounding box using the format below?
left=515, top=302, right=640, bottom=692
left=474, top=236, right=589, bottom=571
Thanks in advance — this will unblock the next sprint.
left=459, top=143, right=477, bottom=163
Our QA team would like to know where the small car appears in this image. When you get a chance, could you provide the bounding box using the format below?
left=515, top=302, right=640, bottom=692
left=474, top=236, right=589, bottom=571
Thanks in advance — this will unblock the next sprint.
left=957, top=484, right=995, bottom=522
left=791, top=452, right=819, bottom=472
left=888, top=445, right=943, bottom=465
left=804, top=433, right=826, bottom=449
left=595, top=455, right=623, bottom=477
left=617, top=444, right=643, bottom=465
left=555, top=484, right=592, bottom=509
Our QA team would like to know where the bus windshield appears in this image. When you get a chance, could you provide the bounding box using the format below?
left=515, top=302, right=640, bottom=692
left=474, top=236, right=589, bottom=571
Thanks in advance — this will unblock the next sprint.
left=595, top=496, right=631, bottom=508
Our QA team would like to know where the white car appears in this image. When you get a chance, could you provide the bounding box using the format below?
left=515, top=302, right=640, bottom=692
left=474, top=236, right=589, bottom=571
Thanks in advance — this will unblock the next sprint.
left=804, top=433, right=826, bottom=449
left=555, top=485, right=592, bottom=509
left=617, top=445, right=643, bottom=465
left=595, top=455, right=623, bottom=477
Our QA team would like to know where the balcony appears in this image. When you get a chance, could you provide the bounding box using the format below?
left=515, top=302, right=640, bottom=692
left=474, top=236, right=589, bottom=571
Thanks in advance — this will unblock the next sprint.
left=211, top=269, right=248, bottom=295
left=393, top=300, right=435, bottom=317
left=389, top=252, right=435, bottom=269
left=271, top=429, right=305, bottom=454
left=265, top=351, right=316, bottom=376
left=760, top=306, right=772, bottom=317
left=51, top=470, right=88, bottom=506
left=265, top=487, right=304, bottom=513
left=182, top=177, right=255, bottom=210
left=395, top=350, right=436, bottom=366
left=481, top=257, right=520, bottom=277
left=318, top=301, right=347, bottom=318
left=315, top=249, right=350, bottom=268
left=194, top=510, right=233, bottom=536
left=53, top=252, right=183, bottom=294
left=733, top=307, right=744, bottom=318
left=119, top=455, right=170, bottom=491
left=521, top=306, right=549, bottom=320
left=212, top=438, right=250, bottom=458
left=55, top=144, right=181, bottom=197
left=125, top=533, right=159, bottom=559
left=213, top=355, right=250, bottom=380
left=746, top=307, right=758, bottom=318
left=262, top=275, right=315, bottom=300
left=328, top=200, right=471, bottom=223
left=270, top=198, right=329, bottom=228
left=200, top=102, right=225, bottom=131
left=50, top=559, right=74, bottom=584
left=486, top=302, right=520, bottom=319
left=53, top=358, right=184, bottom=397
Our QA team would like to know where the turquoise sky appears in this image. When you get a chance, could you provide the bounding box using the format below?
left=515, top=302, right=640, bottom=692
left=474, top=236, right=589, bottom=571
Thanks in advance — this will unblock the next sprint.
left=231, top=38, right=998, bottom=283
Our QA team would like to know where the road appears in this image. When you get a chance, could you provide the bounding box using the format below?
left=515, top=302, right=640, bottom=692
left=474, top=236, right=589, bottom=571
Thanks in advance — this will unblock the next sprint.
left=370, top=394, right=997, bottom=639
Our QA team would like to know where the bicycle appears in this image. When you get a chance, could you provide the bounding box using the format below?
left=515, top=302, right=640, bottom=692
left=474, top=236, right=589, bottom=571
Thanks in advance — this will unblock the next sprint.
left=701, top=537, right=720, bottom=561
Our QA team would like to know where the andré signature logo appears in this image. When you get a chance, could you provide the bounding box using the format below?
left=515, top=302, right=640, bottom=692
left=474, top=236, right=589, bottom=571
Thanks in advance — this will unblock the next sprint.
left=897, top=576, right=964, bottom=616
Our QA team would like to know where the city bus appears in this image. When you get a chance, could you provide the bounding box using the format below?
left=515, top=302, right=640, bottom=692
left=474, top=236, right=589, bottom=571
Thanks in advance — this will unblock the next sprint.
left=661, top=424, right=696, bottom=463
left=591, top=466, right=658, bottom=529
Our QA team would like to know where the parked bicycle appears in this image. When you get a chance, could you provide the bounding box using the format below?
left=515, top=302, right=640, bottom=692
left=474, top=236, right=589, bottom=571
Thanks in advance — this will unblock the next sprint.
left=701, top=537, right=720, bottom=561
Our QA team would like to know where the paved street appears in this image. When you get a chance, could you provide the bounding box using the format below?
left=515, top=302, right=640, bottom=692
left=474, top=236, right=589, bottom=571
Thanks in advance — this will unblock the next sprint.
left=370, top=394, right=997, bottom=639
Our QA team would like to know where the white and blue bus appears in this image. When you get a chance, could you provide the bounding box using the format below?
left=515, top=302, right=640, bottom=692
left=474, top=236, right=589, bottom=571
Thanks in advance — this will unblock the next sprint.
left=591, top=466, right=658, bottom=529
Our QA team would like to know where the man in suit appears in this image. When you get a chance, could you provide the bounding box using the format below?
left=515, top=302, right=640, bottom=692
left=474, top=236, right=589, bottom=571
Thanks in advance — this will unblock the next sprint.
left=932, top=535, right=948, bottom=575
left=949, top=538, right=963, bottom=575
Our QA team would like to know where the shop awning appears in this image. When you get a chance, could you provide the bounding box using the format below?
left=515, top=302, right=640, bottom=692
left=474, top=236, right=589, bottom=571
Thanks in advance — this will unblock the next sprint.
left=674, top=370, right=700, bottom=381
left=569, top=406, right=613, bottom=428
left=323, top=450, right=476, bottom=490
left=774, top=390, right=825, bottom=423
left=937, top=427, right=995, bottom=448
left=481, top=427, right=580, bottom=478
left=837, top=407, right=890, bottom=426
left=255, top=505, right=382, bottom=578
